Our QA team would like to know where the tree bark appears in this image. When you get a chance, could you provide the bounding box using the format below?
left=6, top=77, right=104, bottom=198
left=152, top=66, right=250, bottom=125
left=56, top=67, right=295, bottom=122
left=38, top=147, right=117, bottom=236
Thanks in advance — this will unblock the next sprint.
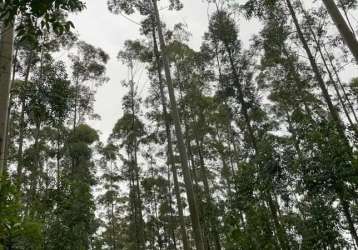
left=322, top=43, right=358, bottom=124
left=151, top=22, right=191, bottom=250
left=0, top=21, right=14, bottom=179
left=286, top=0, right=351, bottom=152
left=301, top=5, right=358, bottom=134
left=151, top=1, right=205, bottom=249
left=322, top=0, right=358, bottom=63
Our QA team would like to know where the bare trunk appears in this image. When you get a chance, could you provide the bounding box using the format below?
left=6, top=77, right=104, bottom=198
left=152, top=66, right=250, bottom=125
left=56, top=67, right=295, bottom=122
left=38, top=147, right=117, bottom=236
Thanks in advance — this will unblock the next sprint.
left=194, top=137, right=221, bottom=250
left=151, top=22, right=191, bottom=250
left=322, top=43, right=358, bottom=124
left=322, top=0, right=358, bottom=63
left=336, top=185, right=358, bottom=246
left=0, top=21, right=14, bottom=179
left=302, top=6, right=358, bottom=134
left=151, top=1, right=205, bottom=249
left=286, top=0, right=351, bottom=152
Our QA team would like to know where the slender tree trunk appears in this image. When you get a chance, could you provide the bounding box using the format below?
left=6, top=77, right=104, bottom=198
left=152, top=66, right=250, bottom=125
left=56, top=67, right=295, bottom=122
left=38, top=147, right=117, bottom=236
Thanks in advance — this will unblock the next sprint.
left=337, top=0, right=355, bottom=35
left=73, top=76, right=79, bottom=130
left=286, top=0, right=351, bottom=152
left=16, top=51, right=33, bottom=187
left=322, top=43, right=358, bottom=124
left=302, top=7, right=358, bottom=134
left=225, top=45, right=258, bottom=152
left=322, top=0, right=358, bottom=63
left=151, top=1, right=205, bottom=249
left=130, top=74, right=145, bottom=249
left=151, top=22, right=191, bottom=250
left=336, top=186, right=358, bottom=246
left=225, top=37, right=290, bottom=250
left=281, top=45, right=316, bottom=124
left=4, top=47, right=18, bottom=170
left=16, top=98, right=26, bottom=187
left=0, top=21, right=15, bottom=179
left=194, top=137, right=222, bottom=250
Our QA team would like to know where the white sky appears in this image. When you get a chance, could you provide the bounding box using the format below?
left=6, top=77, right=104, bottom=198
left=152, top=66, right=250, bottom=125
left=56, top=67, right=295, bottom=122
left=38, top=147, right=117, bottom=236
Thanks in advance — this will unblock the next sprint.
left=66, top=0, right=357, bottom=141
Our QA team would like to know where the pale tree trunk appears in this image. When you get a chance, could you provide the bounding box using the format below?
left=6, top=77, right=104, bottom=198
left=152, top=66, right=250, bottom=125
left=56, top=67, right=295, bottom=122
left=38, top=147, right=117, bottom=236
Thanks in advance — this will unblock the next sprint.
left=286, top=0, right=351, bottom=151
left=288, top=0, right=358, bottom=243
left=322, top=43, right=358, bottom=124
left=300, top=4, right=358, bottom=134
left=151, top=1, right=205, bottom=249
left=322, top=0, right=358, bottom=63
left=151, top=22, right=191, bottom=250
left=0, top=21, right=15, bottom=179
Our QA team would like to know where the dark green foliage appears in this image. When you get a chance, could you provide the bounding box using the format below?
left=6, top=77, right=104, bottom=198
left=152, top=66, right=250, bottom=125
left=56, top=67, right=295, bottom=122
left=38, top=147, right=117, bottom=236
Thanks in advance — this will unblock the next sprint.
left=2, top=0, right=358, bottom=249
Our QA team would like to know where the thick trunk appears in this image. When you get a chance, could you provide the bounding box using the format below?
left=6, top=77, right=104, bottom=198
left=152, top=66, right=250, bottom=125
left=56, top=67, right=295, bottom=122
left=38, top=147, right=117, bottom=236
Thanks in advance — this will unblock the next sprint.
left=322, top=0, right=358, bottom=63
left=0, top=21, right=14, bottom=178
left=151, top=1, right=205, bottom=249
left=151, top=24, right=190, bottom=250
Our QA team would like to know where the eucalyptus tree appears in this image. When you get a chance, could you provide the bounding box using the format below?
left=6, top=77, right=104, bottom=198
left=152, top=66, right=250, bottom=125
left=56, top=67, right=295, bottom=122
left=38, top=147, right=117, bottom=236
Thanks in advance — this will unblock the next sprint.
left=151, top=2, right=205, bottom=249
left=240, top=0, right=358, bottom=246
left=257, top=11, right=353, bottom=249
left=0, top=20, right=15, bottom=178
left=46, top=124, right=99, bottom=250
left=322, top=0, right=358, bottom=62
left=164, top=30, right=224, bottom=249
left=0, top=0, right=86, bottom=180
left=109, top=39, right=147, bottom=250
left=69, top=41, right=109, bottom=129
left=107, top=1, right=205, bottom=249
left=98, top=143, right=124, bottom=250
left=148, top=20, right=191, bottom=250
left=207, top=9, right=294, bottom=249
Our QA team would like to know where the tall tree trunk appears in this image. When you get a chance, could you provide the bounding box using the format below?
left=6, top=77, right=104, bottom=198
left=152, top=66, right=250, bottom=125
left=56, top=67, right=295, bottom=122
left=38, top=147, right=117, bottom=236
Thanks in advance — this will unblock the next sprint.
left=16, top=98, right=26, bottom=187
left=4, top=47, right=18, bottom=171
left=336, top=185, right=358, bottom=246
left=225, top=45, right=258, bottom=151
left=322, top=43, right=358, bottom=124
left=225, top=37, right=290, bottom=250
left=151, top=22, right=191, bottom=250
left=322, top=0, right=358, bottom=63
left=194, top=137, right=222, bottom=250
left=151, top=1, right=205, bottom=249
left=0, top=21, right=15, bottom=179
left=301, top=6, right=358, bottom=134
left=286, top=0, right=351, bottom=152
left=16, top=51, right=33, bottom=187
left=129, top=67, right=145, bottom=249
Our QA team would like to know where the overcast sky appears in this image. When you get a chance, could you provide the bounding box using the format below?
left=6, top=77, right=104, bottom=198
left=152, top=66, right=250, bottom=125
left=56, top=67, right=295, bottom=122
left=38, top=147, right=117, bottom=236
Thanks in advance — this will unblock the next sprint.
left=65, top=0, right=356, bottom=141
